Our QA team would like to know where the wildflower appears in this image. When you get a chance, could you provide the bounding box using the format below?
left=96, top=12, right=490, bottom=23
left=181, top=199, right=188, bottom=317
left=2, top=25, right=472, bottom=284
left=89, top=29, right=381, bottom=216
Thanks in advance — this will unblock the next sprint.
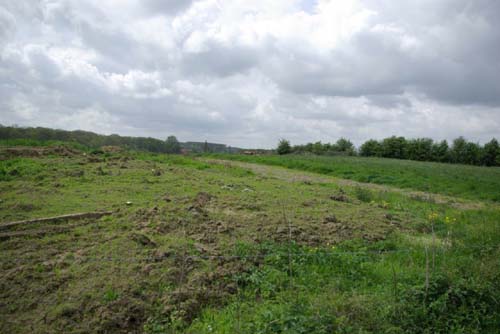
left=445, top=216, right=457, bottom=224
left=380, top=200, right=390, bottom=209
left=428, top=212, right=439, bottom=221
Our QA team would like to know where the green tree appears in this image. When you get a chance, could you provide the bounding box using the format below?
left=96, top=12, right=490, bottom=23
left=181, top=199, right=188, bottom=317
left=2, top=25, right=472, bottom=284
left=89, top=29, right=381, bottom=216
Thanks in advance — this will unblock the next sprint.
left=450, top=137, right=468, bottom=164
left=360, top=139, right=382, bottom=157
left=463, top=142, right=482, bottom=165
left=277, top=139, right=292, bottom=155
left=165, top=135, right=181, bottom=154
left=311, top=141, right=324, bottom=155
left=336, top=138, right=355, bottom=155
left=406, top=138, right=433, bottom=161
left=381, top=136, right=407, bottom=159
left=482, top=138, right=500, bottom=166
left=431, top=140, right=450, bottom=162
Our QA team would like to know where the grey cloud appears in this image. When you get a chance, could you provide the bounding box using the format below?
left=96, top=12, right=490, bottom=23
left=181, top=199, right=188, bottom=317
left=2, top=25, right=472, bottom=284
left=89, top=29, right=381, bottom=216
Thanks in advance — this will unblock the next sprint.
left=1, top=0, right=500, bottom=148
left=0, top=7, right=16, bottom=46
left=255, top=0, right=500, bottom=107
left=366, top=95, right=412, bottom=109
left=181, top=42, right=258, bottom=77
left=143, top=0, right=195, bottom=16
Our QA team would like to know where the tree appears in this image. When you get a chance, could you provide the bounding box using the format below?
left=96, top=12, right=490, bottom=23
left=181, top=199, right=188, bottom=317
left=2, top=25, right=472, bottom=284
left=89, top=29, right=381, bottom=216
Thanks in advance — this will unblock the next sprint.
left=381, top=136, right=407, bottom=159
left=463, top=142, right=481, bottom=165
left=277, top=139, right=292, bottom=155
left=431, top=140, right=450, bottom=162
left=406, top=138, right=433, bottom=161
left=165, top=136, right=181, bottom=154
left=482, top=138, right=500, bottom=166
left=312, top=141, right=324, bottom=155
left=336, top=138, right=355, bottom=155
left=450, top=137, right=468, bottom=164
left=360, top=139, right=382, bottom=157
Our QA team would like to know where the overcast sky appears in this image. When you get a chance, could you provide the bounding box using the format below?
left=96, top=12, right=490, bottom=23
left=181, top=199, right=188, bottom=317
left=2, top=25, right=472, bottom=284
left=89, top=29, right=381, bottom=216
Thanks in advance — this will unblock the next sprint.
left=1, top=0, right=499, bottom=148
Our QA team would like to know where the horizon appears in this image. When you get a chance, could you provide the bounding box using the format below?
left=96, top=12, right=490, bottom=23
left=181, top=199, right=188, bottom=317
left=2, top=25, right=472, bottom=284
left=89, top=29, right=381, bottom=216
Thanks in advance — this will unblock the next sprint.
left=1, top=124, right=496, bottom=151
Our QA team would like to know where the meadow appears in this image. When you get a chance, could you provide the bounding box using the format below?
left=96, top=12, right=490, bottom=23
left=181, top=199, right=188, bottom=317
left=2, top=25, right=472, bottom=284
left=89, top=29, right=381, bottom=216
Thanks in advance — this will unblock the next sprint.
left=1, top=144, right=499, bottom=333
left=208, top=154, right=500, bottom=202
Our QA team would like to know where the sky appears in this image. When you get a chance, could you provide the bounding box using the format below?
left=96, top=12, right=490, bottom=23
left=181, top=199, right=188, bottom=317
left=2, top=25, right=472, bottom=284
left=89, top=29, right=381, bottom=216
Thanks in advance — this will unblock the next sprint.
left=1, top=0, right=499, bottom=148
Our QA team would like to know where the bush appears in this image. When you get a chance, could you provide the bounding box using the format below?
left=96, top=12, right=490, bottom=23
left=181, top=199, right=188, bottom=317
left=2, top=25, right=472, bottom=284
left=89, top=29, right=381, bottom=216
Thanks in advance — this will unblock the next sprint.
left=395, top=275, right=500, bottom=334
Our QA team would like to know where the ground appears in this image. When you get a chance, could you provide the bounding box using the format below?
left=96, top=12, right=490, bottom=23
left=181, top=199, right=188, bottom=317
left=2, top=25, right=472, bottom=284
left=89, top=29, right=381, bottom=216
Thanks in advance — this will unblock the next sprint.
left=1, top=148, right=499, bottom=333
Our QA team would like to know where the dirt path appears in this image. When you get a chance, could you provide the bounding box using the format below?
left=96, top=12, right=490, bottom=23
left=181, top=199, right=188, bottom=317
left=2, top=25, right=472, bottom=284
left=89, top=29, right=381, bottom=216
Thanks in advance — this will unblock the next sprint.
left=203, top=158, right=492, bottom=210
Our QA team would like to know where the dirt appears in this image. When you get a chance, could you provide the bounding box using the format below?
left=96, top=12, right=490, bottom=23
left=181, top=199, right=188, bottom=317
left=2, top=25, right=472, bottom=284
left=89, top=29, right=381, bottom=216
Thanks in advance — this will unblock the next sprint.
left=100, top=146, right=123, bottom=153
left=193, top=192, right=212, bottom=208
left=187, top=192, right=214, bottom=215
left=94, top=297, right=148, bottom=334
left=330, top=193, right=350, bottom=202
left=161, top=258, right=249, bottom=323
left=129, top=233, right=156, bottom=247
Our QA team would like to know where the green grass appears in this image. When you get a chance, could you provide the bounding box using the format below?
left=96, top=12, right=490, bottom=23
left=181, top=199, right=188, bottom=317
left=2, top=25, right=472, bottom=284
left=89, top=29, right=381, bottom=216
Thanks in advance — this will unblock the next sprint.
left=208, top=154, right=500, bottom=202
left=1, top=149, right=499, bottom=333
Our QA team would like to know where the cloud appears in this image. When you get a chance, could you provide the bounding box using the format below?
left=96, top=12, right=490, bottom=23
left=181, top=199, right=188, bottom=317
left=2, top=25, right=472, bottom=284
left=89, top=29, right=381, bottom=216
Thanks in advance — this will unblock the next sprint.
left=143, top=0, right=196, bottom=16
left=0, top=0, right=499, bottom=148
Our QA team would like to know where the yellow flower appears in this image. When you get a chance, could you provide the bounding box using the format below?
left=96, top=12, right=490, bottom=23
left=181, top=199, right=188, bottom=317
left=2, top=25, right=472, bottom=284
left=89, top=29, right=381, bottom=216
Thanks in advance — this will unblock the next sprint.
left=428, top=212, right=439, bottom=221
left=445, top=216, right=456, bottom=224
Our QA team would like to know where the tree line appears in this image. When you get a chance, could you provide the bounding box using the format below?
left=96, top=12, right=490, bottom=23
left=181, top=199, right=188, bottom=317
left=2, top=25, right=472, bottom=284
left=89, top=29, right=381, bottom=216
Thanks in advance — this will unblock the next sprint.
left=277, top=136, right=500, bottom=166
left=0, top=125, right=182, bottom=153
left=277, top=138, right=356, bottom=156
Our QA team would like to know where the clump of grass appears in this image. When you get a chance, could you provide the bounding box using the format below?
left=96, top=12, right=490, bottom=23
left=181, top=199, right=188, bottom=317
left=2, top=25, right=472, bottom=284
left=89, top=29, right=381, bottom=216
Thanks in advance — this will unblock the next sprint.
left=103, top=289, right=120, bottom=303
left=354, top=186, right=373, bottom=202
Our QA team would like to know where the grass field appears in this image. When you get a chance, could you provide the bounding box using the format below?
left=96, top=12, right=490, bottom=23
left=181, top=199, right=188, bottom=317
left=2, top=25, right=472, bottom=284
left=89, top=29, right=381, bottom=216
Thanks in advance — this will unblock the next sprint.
left=208, top=154, right=500, bottom=202
left=1, top=147, right=499, bottom=333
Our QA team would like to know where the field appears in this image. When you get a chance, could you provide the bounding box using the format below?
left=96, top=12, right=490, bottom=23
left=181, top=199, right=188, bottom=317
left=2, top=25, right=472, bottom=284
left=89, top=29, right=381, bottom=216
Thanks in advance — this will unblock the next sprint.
left=208, top=154, right=500, bottom=202
left=1, top=146, right=500, bottom=333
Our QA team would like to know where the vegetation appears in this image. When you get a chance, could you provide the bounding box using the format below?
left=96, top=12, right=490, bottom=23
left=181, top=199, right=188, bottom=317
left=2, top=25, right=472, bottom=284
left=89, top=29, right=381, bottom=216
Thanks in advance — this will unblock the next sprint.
left=282, top=136, right=500, bottom=167
left=359, top=136, right=500, bottom=166
left=1, top=143, right=499, bottom=333
left=4, top=125, right=498, bottom=167
left=291, top=138, right=355, bottom=156
left=0, top=125, right=239, bottom=154
left=208, top=154, right=500, bottom=202
left=277, top=139, right=292, bottom=155
left=165, top=136, right=181, bottom=154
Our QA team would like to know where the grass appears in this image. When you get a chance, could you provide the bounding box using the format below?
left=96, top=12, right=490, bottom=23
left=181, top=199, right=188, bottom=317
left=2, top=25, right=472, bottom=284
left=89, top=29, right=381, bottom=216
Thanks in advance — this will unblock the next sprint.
left=0, top=148, right=499, bottom=333
left=207, top=154, right=500, bottom=202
